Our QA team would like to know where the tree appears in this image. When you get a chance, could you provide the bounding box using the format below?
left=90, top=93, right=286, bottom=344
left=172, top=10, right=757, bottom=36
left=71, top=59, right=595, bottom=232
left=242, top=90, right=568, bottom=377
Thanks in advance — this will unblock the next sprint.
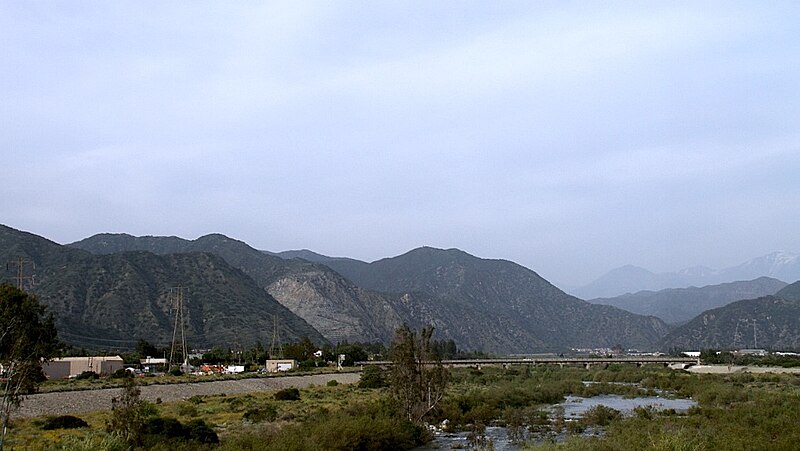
left=390, top=324, right=449, bottom=425
left=0, top=284, right=60, bottom=451
left=106, top=377, right=154, bottom=445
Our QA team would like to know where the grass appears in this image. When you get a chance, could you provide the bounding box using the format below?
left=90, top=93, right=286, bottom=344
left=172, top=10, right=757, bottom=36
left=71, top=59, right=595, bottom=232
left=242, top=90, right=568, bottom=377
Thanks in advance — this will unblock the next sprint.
left=8, top=364, right=800, bottom=450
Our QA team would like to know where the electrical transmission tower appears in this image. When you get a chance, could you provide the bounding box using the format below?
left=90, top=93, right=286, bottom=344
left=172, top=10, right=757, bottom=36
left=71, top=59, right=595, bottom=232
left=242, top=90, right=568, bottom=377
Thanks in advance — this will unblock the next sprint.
left=732, top=320, right=743, bottom=350
left=269, top=314, right=283, bottom=359
left=6, top=257, right=35, bottom=290
left=168, top=286, right=189, bottom=370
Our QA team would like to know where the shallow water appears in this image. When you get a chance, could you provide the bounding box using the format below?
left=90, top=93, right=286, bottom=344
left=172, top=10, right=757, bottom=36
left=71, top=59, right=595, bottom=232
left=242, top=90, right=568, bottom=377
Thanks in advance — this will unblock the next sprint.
left=554, top=394, right=697, bottom=418
left=417, top=394, right=697, bottom=450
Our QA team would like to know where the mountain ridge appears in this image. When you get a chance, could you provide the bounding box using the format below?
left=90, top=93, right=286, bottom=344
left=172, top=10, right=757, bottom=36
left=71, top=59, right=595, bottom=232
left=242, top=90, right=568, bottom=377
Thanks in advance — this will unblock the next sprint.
left=575, top=252, right=799, bottom=299
left=591, top=277, right=788, bottom=324
left=0, top=225, right=325, bottom=349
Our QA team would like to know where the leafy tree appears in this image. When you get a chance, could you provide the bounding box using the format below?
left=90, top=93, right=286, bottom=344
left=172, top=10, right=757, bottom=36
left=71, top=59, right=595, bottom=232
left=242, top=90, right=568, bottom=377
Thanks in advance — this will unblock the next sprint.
left=134, top=339, right=161, bottom=360
left=390, top=324, right=449, bottom=425
left=0, top=284, right=60, bottom=451
left=283, top=336, right=317, bottom=362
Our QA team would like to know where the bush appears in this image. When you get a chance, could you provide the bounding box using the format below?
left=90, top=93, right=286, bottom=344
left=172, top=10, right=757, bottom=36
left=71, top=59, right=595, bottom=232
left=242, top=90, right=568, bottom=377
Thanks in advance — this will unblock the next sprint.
left=185, top=419, right=219, bottom=444
left=327, top=379, right=339, bottom=387
left=169, top=367, right=184, bottom=377
left=243, top=405, right=278, bottom=423
left=40, top=415, right=89, bottom=430
left=111, top=368, right=133, bottom=379
left=260, top=401, right=427, bottom=450
left=140, top=416, right=219, bottom=446
left=274, top=387, right=300, bottom=401
left=358, top=365, right=388, bottom=389
left=75, top=371, right=100, bottom=380
left=581, top=405, right=621, bottom=427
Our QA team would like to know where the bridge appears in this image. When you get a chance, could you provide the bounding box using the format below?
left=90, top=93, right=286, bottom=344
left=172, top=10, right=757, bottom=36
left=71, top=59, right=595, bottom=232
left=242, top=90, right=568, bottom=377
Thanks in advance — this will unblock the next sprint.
left=356, top=356, right=699, bottom=369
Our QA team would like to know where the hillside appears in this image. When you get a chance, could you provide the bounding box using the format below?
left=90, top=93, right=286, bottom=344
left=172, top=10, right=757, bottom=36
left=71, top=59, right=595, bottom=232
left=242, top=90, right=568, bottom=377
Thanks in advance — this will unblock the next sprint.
left=661, top=294, right=800, bottom=351
left=591, top=277, right=787, bottom=324
left=1, top=225, right=325, bottom=349
left=316, top=246, right=670, bottom=352
left=72, top=233, right=407, bottom=344
left=776, top=280, right=800, bottom=301
left=75, top=235, right=673, bottom=352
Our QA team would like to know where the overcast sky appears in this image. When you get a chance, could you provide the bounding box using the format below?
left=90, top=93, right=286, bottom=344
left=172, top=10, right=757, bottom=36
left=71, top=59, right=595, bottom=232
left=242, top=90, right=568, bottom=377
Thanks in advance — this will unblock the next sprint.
left=3, top=2, right=799, bottom=287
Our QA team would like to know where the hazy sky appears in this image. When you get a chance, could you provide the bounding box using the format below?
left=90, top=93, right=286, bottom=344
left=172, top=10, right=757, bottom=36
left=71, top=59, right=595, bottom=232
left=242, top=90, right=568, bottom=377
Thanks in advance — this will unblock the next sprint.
left=3, top=2, right=800, bottom=287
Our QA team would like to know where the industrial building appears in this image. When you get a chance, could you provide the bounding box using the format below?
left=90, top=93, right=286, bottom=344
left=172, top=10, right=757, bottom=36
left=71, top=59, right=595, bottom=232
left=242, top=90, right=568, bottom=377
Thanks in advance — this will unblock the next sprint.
left=42, top=356, right=125, bottom=379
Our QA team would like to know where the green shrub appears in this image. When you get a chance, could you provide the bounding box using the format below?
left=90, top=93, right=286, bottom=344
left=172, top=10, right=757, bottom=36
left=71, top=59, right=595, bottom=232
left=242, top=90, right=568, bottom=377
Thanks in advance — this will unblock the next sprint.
left=243, top=405, right=278, bottom=423
left=358, top=365, right=387, bottom=388
left=274, top=387, right=300, bottom=401
left=40, top=415, right=89, bottom=430
left=140, top=416, right=219, bottom=447
left=111, top=368, right=133, bottom=379
left=185, top=419, right=219, bottom=444
left=581, top=405, right=621, bottom=426
left=327, top=379, right=339, bottom=387
left=75, top=371, right=99, bottom=380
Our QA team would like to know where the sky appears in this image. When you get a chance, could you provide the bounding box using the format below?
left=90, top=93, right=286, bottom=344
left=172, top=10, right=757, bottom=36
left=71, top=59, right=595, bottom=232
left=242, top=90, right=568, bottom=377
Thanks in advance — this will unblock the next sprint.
left=3, top=1, right=800, bottom=288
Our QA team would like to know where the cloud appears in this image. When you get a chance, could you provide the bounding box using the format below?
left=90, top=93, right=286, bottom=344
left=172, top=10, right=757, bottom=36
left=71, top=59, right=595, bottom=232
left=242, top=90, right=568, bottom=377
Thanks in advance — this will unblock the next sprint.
left=2, top=1, right=800, bottom=286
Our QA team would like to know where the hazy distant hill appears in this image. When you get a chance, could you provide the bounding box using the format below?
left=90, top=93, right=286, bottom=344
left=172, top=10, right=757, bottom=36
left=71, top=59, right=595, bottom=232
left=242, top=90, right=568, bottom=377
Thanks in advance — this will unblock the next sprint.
left=661, top=294, right=800, bottom=351
left=591, top=277, right=787, bottom=324
left=574, top=252, right=799, bottom=299
left=310, top=246, right=670, bottom=352
left=776, top=280, right=800, bottom=301
left=0, top=225, right=324, bottom=349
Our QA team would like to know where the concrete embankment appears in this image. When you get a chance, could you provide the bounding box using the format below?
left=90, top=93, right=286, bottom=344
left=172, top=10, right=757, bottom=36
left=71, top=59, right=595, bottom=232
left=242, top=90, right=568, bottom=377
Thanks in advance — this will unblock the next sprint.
left=17, top=372, right=361, bottom=418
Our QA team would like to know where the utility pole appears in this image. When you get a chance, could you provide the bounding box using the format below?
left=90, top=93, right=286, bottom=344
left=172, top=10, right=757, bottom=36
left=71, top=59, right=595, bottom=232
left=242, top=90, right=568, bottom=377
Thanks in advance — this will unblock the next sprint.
left=6, top=257, right=34, bottom=290
left=168, top=287, right=189, bottom=371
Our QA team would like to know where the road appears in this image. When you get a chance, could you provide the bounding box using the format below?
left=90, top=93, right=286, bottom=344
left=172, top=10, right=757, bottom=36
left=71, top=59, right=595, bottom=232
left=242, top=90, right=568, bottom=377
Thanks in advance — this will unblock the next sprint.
left=16, top=372, right=361, bottom=418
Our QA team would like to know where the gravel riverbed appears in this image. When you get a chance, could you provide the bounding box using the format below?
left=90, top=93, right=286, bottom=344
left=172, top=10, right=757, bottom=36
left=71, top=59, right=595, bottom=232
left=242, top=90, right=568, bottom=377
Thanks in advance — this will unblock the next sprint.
left=16, top=372, right=361, bottom=418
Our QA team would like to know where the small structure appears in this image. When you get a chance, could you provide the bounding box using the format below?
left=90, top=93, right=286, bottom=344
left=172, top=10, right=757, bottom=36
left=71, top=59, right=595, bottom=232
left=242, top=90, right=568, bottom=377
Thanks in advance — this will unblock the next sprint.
left=265, top=359, right=296, bottom=373
left=140, top=357, right=169, bottom=373
left=225, top=365, right=245, bottom=374
left=42, top=356, right=125, bottom=379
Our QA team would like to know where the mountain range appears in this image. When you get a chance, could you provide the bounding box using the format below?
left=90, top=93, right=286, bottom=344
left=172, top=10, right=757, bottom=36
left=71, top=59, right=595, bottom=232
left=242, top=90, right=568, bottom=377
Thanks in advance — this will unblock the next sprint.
left=7, top=223, right=799, bottom=353
left=70, top=234, right=669, bottom=353
left=590, top=277, right=787, bottom=324
left=573, top=252, right=800, bottom=299
left=0, top=225, right=325, bottom=350
left=0, top=224, right=674, bottom=353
